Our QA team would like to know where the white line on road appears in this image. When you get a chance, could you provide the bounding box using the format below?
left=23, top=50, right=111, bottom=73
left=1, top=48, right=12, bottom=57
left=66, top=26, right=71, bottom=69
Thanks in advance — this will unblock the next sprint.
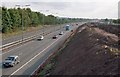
left=1, top=28, right=63, bottom=55
left=10, top=31, right=67, bottom=75
left=1, top=41, right=34, bottom=55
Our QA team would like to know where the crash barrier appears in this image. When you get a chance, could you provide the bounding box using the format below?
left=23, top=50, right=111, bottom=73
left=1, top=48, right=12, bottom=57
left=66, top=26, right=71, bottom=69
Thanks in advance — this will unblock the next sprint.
left=0, top=28, right=60, bottom=51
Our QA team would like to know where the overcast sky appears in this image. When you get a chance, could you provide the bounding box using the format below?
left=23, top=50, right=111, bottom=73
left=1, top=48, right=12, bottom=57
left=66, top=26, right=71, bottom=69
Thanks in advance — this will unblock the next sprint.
left=1, top=0, right=119, bottom=19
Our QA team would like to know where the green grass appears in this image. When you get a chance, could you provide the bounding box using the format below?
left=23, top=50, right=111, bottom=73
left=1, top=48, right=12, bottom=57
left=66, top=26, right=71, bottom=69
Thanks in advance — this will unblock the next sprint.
left=2, top=25, right=43, bottom=39
left=39, top=63, right=53, bottom=75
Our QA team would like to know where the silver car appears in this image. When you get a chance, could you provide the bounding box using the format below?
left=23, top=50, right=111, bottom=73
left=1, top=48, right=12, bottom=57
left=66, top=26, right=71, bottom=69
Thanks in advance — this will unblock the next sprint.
left=59, top=32, right=64, bottom=35
left=3, top=56, right=20, bottom=67
left=38, top=35, right=44, bottom=40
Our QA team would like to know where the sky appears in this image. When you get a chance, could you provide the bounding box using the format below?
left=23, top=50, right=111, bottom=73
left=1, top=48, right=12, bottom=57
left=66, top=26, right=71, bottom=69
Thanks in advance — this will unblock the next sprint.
left=1, top=0, right=120, bottom=19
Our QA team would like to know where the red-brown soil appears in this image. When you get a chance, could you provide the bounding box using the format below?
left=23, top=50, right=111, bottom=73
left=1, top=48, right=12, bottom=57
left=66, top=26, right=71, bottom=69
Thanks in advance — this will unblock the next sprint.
left=51, top=23, right=119, bottom=75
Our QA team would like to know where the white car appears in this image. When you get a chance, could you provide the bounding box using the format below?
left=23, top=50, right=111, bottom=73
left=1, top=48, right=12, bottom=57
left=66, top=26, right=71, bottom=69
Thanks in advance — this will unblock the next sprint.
left=59, top=32, right=64, bottom=35
left=3, top=56, right=20, bottom=67
left=38, top=35, right=44, bottom=40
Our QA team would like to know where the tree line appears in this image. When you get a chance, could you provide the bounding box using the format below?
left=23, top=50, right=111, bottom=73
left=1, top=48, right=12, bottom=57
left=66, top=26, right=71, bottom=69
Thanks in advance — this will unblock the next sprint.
left=1, top=7, right=80, bottom=33
left=113, top=19, right=120, bottom=24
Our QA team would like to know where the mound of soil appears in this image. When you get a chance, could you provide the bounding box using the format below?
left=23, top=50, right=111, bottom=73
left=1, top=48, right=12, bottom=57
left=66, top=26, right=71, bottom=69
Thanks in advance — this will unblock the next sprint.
left=51, top=23, right=119, bottom=75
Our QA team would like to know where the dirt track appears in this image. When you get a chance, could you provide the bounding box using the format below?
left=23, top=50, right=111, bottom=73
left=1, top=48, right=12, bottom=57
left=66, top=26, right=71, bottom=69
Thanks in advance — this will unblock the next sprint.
left=50, top=23, right=119, bottom=75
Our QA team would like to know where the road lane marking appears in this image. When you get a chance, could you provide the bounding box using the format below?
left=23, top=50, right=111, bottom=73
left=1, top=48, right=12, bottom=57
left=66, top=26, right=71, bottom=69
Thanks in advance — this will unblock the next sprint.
left=10, top=31, right=68, bottom=75
left=1, top=41, right=34, bottom=55
left=19, top=53, right=23, bottom=56
left=1, top=28, right=64, bottom=55
left=1, top=33, right=52, bottom=55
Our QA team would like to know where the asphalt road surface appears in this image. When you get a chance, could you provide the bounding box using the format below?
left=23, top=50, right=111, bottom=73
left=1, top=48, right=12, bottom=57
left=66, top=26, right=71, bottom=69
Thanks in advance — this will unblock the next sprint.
left=2, top=22, right=87, bottom=45
left=2, top=24, right=64, bottom=45
left=1, top=22, right=87, bottom=76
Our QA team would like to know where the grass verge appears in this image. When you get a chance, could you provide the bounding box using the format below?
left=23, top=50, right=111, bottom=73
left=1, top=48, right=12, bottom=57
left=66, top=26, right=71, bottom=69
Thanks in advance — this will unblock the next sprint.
left=2, top=26, right=43, bottom=39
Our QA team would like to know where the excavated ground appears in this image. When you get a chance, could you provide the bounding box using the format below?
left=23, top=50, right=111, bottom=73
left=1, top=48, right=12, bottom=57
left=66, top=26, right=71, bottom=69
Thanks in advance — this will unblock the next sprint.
left=50, top=23, right=119, bottom=75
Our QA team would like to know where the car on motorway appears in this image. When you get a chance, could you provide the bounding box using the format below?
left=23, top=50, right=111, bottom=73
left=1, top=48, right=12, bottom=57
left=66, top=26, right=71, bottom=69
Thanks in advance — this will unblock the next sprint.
left=76, top=23, right=78, bottom=25
left=37, top=35, right=44, bottom=40
left=71, top=30, right=73, bottom=32
left=52, top=35, right=58, bottom=39
left=3, top=56, right=20, bottom=67
left=66, top=25, right=70, bottom=31
left=59, top=31, right=64, bottom=35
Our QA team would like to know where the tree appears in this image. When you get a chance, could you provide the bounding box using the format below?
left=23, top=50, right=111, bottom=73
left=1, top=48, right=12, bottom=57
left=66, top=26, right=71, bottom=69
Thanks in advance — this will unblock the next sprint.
left=0, top=7, right=2, bottom=31
left=8, top=8, right=21, bottom=31
left=2, top=7, right=12, bottom=33
left=22, top=8, right=31, bottom=29
left=2, top=7, right=82, bottom=33
left=31, top=12, right=40, bottom=26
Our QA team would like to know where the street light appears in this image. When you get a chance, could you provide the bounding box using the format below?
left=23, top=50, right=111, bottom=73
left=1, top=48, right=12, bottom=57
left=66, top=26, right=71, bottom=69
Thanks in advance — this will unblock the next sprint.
left=39, top=10, right=49, bottom=35
left=54, top=13, right=63, bottom=32
left=53, top=13, right=58, bottom=31
left=56, top=13, right=62, bottom=31
left=15, top=4, right=30, bottom=42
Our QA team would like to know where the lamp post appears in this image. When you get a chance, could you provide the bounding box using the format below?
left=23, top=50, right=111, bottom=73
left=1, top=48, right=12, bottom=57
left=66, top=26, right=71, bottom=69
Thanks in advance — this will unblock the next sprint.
left=56, top=13, right=62, bottom=31
left=53, top=13, right=64, bottom=32
left=39, top=10, right=49, bottom=35
left=53, top=13, right=58, bottom=31
left=15, top=4, right=30, bottom=42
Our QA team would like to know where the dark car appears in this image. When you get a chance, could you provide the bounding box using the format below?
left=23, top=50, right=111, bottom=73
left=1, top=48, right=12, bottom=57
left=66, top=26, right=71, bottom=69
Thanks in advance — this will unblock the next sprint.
left=52, top=35, right=58, bottom=39
left=71, top=30, right=73, bottom=32
left=76, top=24, right=78, bottom=25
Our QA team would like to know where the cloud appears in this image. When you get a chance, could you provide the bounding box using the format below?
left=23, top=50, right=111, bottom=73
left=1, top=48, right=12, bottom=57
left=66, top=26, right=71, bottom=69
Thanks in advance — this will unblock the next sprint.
left=1, top=0, right=120, bottom=2
left=1, top=0, right=119, bottom=19
left=31, top=2, right=69, bottom=10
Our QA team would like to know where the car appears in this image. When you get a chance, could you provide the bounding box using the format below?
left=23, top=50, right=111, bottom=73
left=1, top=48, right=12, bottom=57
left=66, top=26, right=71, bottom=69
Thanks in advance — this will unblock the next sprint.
left=38, top=35, right=44, bottom=40
left=3, top=56, right=20, bottom=67
left=52, top=35, right=58, bottom=39
left=76, top=23, right=78, bottom=25
left=59, top=32, right=63, bottom=35
left=71, top=30, right=73, bottom=32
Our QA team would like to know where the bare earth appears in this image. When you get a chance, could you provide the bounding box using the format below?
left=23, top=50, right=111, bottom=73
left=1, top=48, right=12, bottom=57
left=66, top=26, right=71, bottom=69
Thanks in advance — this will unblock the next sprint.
left=51, top=23, right=119, bottom=75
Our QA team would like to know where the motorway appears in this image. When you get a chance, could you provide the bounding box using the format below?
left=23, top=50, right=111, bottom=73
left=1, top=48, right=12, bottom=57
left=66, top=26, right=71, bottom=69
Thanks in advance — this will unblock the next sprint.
left=2, top=24, right=68, bottom=45
left=1, top=22, right=86, bottom=76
